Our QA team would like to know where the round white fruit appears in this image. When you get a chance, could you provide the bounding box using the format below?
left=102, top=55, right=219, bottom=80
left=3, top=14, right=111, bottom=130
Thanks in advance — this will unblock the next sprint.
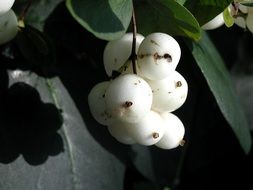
left=147, top=71, right=188, bottom=113
left=108, top=122, right=136, bottom=145
left=127, top=110, right=165, bottom=146
left=88, top=81, right=114, bottom=126
left=137, top=32, right=181, bottom=80
left=201, top=13, right=225, bottom=30
left=234, top=16, right=246, bottom=29
left=107, top=110, right=164, bottom=146
left=103, top=33, right=144, bottom=77
left=155, top=112, right=185, bottom=149
left=246, top=14, right=253, bottom=33
left=238, top=4, right=248, bottom=14
left=105, top=74, right=153, bottom=123
left=0, top=0, right=15, bottom=16
left=0, top=9, right=18, bottom=45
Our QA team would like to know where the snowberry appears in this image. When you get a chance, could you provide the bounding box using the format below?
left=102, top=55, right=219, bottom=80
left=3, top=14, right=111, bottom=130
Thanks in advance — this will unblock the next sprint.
left=147, top=71, right=188, bottom=113
left=155, top=112, right=185, bottom=149
left=234, top=16, right=246, bottom=29
left=127, top=110, right=165, bottom=146
left=0, top=9, right=18, bottom=45
left=246, top=13, right=253, bottom=33
left=201, top=13, right=225, bottom=30
left=88, top=81, right=114, bottom=126
left=137, top=32, right=181, bottom=80
left=108, top=121, right=136, bottom=145
left=0, top=0, right=15, bottom=16
left=105, top=74, right=153, bottom=123
left=107, top=110, right=164, bottom=145
left=103, top=33, right=144, bottom=76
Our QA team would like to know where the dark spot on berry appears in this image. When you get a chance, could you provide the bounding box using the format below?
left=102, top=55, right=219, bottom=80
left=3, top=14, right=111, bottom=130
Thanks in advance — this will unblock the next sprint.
left=123, top=101, right=133, bottom=108
left=164, top=53, right=172, bottom=62
left=150, top=39, right=159, bottom=46
left=152, top=132, right=159, bottom=139
left=176, top=81, right=182, bottom=88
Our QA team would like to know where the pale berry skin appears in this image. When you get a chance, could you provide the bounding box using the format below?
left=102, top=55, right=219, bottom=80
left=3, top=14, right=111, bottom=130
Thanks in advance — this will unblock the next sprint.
left=0, top=0, right=15, bottom=16
left=201, top=13, right=225, bottom=30
left=105, top=74, right=153, bottom=123
left=155, top=112, right=185, bottom=149
left=127, top=110, right=165, bottom=146
left=0, top=9, right=18, bottom=45
left=88, top=81, right=114, bottom=126
left=137, top=32, right=181, bottom=80
left=147, top=71, right=188, bottom=113
left=246, top=14, right=253, bottom=33
left=107, top=110, right=164, bottom=145
left=108, top=122, right=136, bottom=145
left=234, top=16, right=246, bottom=29
left=103, top=33, right=144, bottom=77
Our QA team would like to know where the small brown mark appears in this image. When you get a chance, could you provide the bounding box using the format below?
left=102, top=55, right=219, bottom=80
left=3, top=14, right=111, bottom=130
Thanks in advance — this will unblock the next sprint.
left=164, top=53, right=172, bottom=62
left=179, top=139, right=186, bottom=146
left=176, top=81, right=182, bottom=88
left=123, top=101, right=133, bottom=108
left=152, top=132, right=159, bottom=139
left=150, top=39, right=159, bottom=46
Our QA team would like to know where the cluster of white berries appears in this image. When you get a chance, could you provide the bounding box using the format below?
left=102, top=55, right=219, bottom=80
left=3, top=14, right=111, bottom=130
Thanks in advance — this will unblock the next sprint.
left=201, top=1, right=253, bottom=34
left=0, top=0, right=18, bottom=45
left=88, top=32, right=188, bottom=149
left=232, top=3, right=253, bottom=33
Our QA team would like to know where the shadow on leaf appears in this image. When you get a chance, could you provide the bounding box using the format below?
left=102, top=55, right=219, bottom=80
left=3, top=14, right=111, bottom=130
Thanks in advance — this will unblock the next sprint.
left=0, top=82, right=64, bottom=165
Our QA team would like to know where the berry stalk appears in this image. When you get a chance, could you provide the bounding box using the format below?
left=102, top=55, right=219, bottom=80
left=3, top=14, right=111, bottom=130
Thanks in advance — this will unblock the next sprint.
left=130, top=7, right=137, bottom=74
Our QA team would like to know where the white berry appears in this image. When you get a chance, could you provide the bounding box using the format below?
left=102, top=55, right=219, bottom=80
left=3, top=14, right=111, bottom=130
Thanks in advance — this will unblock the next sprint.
left=105, top=74, right=153, bottom=123
left=147, top=71, right=188, bottom=113
left=246, top=14, right=253, bottom=33
left=201, top=13, right=225, bottom=30
left=0, top=0, right=15, bottom=16
left=127, top=110, right=165, bottom=146
left=234, top=16, right=246, bottom=29
left=0, top=9, right=18, bottom=45
left=137, top=32, right=181, bottom=80
left=103, top=33, right=144, bottom=76
left=108, top=121, right=136, bottom=145
left=155, top=112, right=185, bottom=149
left=88, top=81, right=114, bottom=126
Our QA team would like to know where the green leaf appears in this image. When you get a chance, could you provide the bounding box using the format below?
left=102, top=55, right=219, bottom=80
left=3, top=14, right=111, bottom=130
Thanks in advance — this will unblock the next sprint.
left=134, top=0, right=201, bottom=41
left=0, top=70, right=125, bottom=190
left=241, top=1, right=253, bottom=7
left=185, top=0, right=233, bottom=26
left=13, top=0, right=63, bottom=30
left=66, top=0, right=133, bottom=40
left=223, top=7, right=234, bottom=27
left=174, top=0, right=187, bottom=5
left=15, top=25, right=56, bottom=71
left=186, top=32, right=252, bottom=154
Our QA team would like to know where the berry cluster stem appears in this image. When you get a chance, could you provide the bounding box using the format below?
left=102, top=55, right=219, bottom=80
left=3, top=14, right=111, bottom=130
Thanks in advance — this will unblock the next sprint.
left=131, top=7, right=137, bottom=74
left=19, top=0, right=33, bottom=21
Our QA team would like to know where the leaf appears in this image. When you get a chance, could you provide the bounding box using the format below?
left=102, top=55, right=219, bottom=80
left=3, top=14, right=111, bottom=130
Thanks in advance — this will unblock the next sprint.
left=185, top=0, right=233, bottom=26
left=186, top=32, right=252, bottom=154
left=13, top=0, right=64, bottom=30
left=0, top=70, right=126, bottom=190
left=134, top=0, right=201, bottom=41
left=223, top=7, right=234, bottom=27
left=174, top=0, right=187, bottom=5
left=66, top=0, right=133, bottom=40
left=15, top=25, right=56, bottom=73
left=241, top=1, right=253, bottom=7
